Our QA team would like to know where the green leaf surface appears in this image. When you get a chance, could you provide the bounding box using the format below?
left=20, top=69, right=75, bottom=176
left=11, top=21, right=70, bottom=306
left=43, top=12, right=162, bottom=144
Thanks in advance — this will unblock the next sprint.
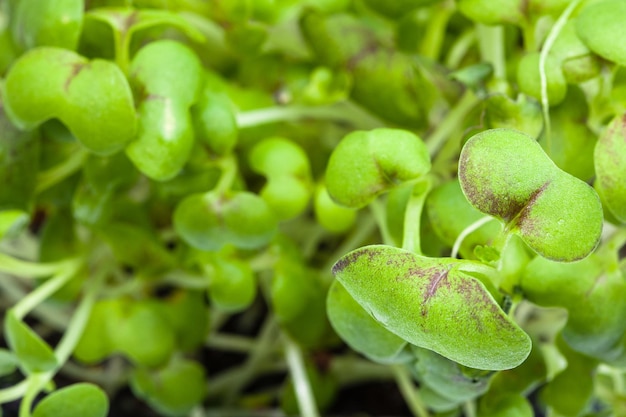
left=0, top=348, right=18, bottom=377
left=576, top=0, right=626, bottom=66
left=174, top=190, right=277, bottom=251
left=10, top=0, right=83, bottom=51
left=326, top=128, right=430, bottom=208
left=2, top=47, right=136, bottom=155
left=4, top=310, right=57, bottom=374
left=327, top=280, right=407, bottom=363
left=595, top=114, right=626, bottom=223
left=32, top=383, right=109, bottom=417
left=332, top=245, right=531, bottom=370
left=459, top=128, right=602, bottom=261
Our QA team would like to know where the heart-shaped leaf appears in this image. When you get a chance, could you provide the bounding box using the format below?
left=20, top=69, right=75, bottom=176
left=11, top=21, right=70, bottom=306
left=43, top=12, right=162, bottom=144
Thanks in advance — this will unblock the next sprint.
left=459, top=128, right=602, bottom=261
left=174, top=190, right=277, bottom=251
left=327, top=280, right=407, bottom=363
left=332, top=245, right=531, bottom=370
left=576, top=0, right=626, bottom=67
left=2, top=47, right=136, bottom=155
left=4, top=310, right=57, bottom=374
left=325, top=128, right=430, bottom=208
left=595, top=114, right=626, bottom=224
left=32, top=383, right=109, bottom=417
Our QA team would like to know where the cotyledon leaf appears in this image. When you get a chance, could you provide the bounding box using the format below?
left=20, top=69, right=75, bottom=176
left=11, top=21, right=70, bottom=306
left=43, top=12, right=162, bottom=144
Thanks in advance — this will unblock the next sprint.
left=332, top=245, right=531, bottom=370
left=595, top=114, right=626, bottom=224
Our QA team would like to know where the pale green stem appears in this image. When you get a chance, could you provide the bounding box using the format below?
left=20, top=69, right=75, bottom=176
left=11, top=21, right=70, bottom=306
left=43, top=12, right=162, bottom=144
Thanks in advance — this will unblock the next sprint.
left=369, top=199, right=394, bottom=246
left=425, top=91, right=481, bottom=157
left=451, top=215, right=495, bottom=259
left=391, top=365, right=431, bottom=417
left=206, top=333, right=257, bottom=353
left=236, top=103, right=384, bottom=130
left=12, top=260, right=82, bottom=320
left=445, top=29, right=476, bottom=69
left=36, top=149, right=87, bottom=194
left=539, top=0, right=582, bottom=155
left=5, top=267, right=105, bottom=411
left=463, top=400, right=477, bottom=417
left=0, top=252, right=73, bottom=278
left=476, top=24, right=506, bottom=80
left=214, top=155, right=238, bottom=194
left=419, top=0, right=454, bottom=61
left=283, top=336, right=321, bottom=417
left=402, top=184, right=431, bottom=255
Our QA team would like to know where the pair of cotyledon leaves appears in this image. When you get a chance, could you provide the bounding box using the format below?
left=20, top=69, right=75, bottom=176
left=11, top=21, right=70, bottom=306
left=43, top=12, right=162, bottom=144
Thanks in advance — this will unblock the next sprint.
left=327, top=128, right=602, bottom=370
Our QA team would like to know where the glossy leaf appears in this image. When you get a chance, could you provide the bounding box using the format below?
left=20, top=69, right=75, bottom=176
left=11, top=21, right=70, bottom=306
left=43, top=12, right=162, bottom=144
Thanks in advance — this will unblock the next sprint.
left=2, top=47, right=136, bottom=155
left=327, top=280, right=407, bottom=363
left=32, top=383, right=109, bottom=417
left=332, top=245, right=531, bottom=370
left=326, top=128, right=430, bottom=208
left=125, top=40, right=203, bottom=181
left=459, top=128, right=602, bottom=261
left=595, top=114, right=626, bottom=223
left=4, top=310, right=57, bottom=374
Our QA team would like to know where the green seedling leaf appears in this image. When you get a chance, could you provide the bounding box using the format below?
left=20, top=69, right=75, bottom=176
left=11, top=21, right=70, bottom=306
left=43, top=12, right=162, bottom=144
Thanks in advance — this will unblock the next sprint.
left=191, top=85, right=238, bottom=155
left=314, top=183, right=357, bottom=234
left=363, top=0, right=440, bottom=18
left=478, top=394, right=533, bottom=417
left=2, top=47, right=136, bottom=155
left=272, top=257, right=330, bottom=347
left=74, top=299, right=119, bottom=364
left=551, top=19, right=600, bottom=84
left=425, top=179, right=500, bottom=260
left=10, top=0, right=83, bottom=51
left=595, top=114, right=626, bottom=223
left=126, top=40, right=203, bottom=181
left=249, top=137, right=312, bottom=219
left=521, top=253, right=626, bottom=359
left=206, top=255, right=257, bottom=313
left=174, top=190, right=277, bottom=251
left=332, top=245, right=531, bottom=370
left=0, top=102, right=40, bottom=211
left=111, top=299, right=176, bottom=368
left=32, top=383, right=109, bottom=417
left=576, top=0, right=626, bottom=66
left=412, top=346, right=492, bottom=402
left=156, top=290, right=209, bottom=352
left=327, top=280, right=407, bottom=363
left=326, top=128, right=430, bottom=208
left=459, top=128, right=602, bottom=262
left=4, top=310, right=57, bottom=374
left=457, top=0, right=524, bottom=25
left=516, top=53, right=567, bottom=106
left=483, top=94, right=543, bottom=140
left=130, top=358, right=206, bottom=417
left=86, top=7, right=204, bottom=45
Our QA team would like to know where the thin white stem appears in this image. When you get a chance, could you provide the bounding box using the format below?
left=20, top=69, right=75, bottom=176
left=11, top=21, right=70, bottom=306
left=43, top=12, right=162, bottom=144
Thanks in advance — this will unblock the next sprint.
left=451, top=216, right=494, bottom=259
left=283, top=336, right=320, bottom=417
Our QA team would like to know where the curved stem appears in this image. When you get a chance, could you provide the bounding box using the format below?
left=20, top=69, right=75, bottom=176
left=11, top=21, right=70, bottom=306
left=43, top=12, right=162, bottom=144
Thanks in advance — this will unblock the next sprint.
left=36, top=149, right=88, bottom=194
left=451, top=215, right=495, bottom=259
left=369, top=199, right=394, bottom=246
left=391, top=364, right=431, bottom=417
left=284, top=336, right=320, bottom=417
left=0, top=252, right=73, bottom=278
left=12, top=259, right=82, bottom=320
left=539, top=0, right=583, bottom=155
left=403, top=181, right=431, bottom=255
left=476, top=24, right=506, bottom=80
left=236, top=102, right=384, bottom=130
left=214, top=155, right=238, bottom=194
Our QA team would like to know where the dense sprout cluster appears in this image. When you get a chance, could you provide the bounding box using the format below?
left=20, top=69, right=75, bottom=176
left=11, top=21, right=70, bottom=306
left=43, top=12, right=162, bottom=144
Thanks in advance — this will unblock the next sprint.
left=1, top=1, right=626, bottom=416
